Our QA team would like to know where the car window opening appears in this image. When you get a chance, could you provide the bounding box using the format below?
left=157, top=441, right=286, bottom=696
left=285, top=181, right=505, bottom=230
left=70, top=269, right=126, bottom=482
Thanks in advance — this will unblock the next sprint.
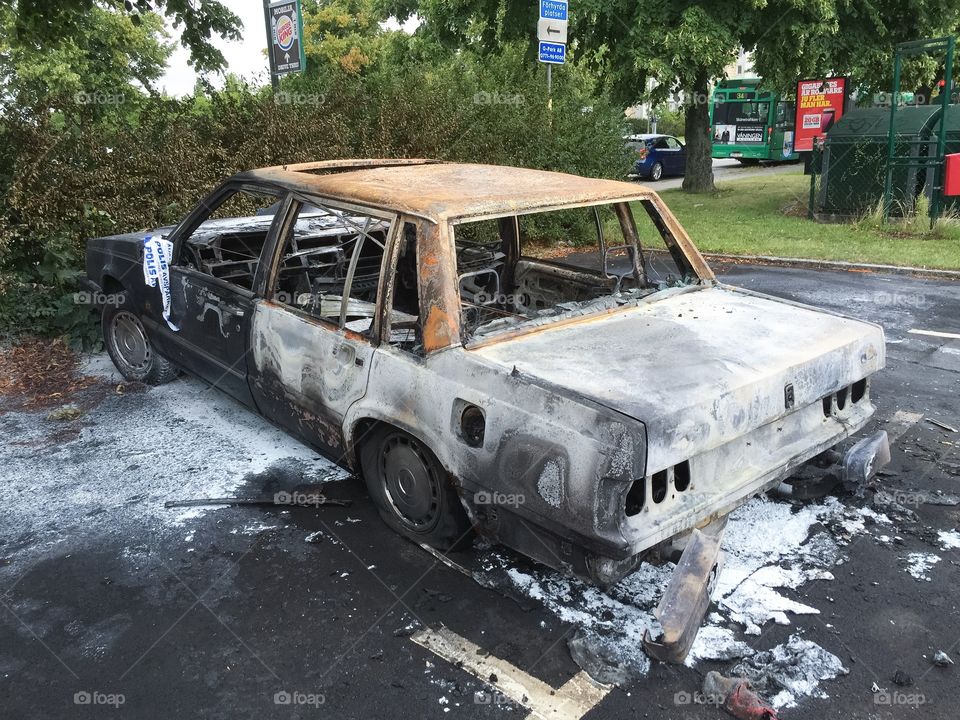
left=454, top=201, right=699, bottom=342
left=387, top=223, right=423, bottom=354
left=270, top=202, right=388, bottom=335
left=180, top=188, right=282, bottom=290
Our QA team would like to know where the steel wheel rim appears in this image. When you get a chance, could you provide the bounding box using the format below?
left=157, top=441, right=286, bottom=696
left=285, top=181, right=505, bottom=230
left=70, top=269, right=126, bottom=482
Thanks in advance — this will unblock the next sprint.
left=379, top=434, right=441, bottom=532
left=110, top=311, right=152, bottom=373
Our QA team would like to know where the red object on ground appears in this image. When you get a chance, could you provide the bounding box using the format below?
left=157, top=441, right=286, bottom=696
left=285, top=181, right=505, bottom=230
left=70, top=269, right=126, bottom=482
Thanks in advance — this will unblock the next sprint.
left=724, top=682, right=780, bottom=720
left=944, top=153, right=960, bottom=196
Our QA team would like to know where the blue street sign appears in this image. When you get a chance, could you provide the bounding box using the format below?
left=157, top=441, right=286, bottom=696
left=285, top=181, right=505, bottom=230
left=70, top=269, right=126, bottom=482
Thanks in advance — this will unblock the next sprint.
left=540, top=0, right=568, bottom=21
left=538, top=41, right=566, bottom=65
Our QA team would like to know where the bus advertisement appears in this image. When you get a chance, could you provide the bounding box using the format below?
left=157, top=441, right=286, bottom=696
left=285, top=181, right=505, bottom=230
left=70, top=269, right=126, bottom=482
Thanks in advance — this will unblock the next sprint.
left=710, top=78, right=798, bottom=163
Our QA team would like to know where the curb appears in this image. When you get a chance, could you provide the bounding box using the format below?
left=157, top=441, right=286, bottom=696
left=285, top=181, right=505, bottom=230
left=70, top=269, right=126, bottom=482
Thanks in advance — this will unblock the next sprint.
left=702, top=252, right=960, bottom=281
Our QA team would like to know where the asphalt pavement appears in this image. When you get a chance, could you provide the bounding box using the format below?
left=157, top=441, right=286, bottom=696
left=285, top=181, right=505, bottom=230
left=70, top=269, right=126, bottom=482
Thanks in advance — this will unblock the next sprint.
left=2, top=261, right=959, bottom=719
left=653, top=158, right=802, bottom=190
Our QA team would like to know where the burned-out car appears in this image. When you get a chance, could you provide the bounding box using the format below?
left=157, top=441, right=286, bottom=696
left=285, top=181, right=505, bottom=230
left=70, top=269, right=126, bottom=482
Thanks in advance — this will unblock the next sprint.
left=85, top=160, right=887, bottom=660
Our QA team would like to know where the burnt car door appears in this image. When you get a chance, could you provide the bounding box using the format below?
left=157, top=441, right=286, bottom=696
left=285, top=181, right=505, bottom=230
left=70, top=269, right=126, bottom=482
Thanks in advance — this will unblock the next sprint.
left=247, top=197, right=396, bottom=456
left=154, top=183, right=290, bottom=405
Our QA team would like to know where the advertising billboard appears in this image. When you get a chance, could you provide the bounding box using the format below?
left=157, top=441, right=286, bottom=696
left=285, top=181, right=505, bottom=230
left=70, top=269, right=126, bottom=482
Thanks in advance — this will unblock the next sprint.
left=794, top=78, right=847, bottom=152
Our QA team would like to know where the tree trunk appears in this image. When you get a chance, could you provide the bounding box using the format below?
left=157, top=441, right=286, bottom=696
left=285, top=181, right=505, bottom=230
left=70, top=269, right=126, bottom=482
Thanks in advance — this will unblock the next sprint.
left=681, top=70, right=715, bottom=193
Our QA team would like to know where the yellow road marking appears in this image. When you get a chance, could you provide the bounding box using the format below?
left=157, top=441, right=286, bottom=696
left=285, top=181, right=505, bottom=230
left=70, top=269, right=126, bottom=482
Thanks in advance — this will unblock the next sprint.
left=411, top=625, right=610, bottom=720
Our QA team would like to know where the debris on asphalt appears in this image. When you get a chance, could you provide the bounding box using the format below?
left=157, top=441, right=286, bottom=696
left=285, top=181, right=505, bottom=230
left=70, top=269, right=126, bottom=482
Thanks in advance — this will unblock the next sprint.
left=0, top=338, right=102, bottom=411
left=703, top=671, right=779, bottom=720
left=731, top=635, right=848, bottom=709
left=684, top=625, right=756, bottom=664
left=938, top=530, right=960, bottom=550
left=567, top=627, right=648, bottom=686
left=933, top=650, right=955, bottom=667
left=393, top=618, right=423, bottom=638
left=470, top=494, right=868, bottom=707
left=45, top=403, right=84, bottom=421
left=892, top=669, right=913, bottom=686
left=927, top=418, right=958, bottom=433
left=304, top=530, right=325, bottom=544
left=902, top=552, right=941, bottom=581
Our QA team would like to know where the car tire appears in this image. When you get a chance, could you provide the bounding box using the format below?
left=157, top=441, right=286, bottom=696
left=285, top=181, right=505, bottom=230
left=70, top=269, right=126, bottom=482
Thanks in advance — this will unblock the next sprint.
left=360, top=425, right=473, bottom=552
left=103, top=293, right=179, bottom=385
left=650, top=162, right=663, bottom=181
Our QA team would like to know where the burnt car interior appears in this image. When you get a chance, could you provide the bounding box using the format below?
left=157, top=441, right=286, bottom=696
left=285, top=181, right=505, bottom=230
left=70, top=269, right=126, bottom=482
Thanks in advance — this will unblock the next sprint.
left=451, top=201, right=699, bottom=341
left=179, top=188, right=282, bottom=290
left=269, top=203, right=389, bottom=333
left=178, top=185, right=698, bottom=352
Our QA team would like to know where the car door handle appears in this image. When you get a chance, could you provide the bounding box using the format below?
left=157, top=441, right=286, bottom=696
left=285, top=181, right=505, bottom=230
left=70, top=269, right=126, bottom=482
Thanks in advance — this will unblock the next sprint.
left=221, top=303, right=245, bottom=318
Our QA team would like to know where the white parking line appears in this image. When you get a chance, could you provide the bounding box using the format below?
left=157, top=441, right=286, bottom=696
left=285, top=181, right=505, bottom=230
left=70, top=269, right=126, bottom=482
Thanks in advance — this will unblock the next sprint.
left=411, top=625, right=610, bottom=720
left=908, top=328, right=960, bottom=340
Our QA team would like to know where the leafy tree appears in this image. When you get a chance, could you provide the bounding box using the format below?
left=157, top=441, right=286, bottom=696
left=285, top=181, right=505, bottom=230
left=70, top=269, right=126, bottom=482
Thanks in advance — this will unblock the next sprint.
left=299, top=0, right=388, bottom=75
left=748, top=1, right=960, bottom=100
left=4, top=0, right=241, bottom=74
left=0, top=2, right=172, bottom=115
left=386, top=0, right=960, bottom=193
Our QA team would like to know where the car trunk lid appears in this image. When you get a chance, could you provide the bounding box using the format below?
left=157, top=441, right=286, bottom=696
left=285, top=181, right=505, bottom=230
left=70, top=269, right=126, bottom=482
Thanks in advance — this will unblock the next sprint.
left=472, top=285, right=885, bottom=471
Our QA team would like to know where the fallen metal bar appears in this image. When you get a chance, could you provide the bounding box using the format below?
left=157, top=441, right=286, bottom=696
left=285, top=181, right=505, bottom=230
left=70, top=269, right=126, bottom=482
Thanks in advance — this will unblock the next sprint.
left=164, top=496, right=351, bottom=509
left=642, top=516, right=728, bottom=663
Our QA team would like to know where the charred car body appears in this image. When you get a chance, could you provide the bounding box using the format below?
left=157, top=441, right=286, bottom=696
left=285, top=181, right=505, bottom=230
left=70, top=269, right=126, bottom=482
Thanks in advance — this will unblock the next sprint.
left=85, top=160, right=887, bottom=660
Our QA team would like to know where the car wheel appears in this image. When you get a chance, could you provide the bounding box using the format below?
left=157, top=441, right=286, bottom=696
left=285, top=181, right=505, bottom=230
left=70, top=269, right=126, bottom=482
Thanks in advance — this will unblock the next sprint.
left=360, top=425, right=473, bottom=551
left=650, top=162, right=663, bottom=181
left=103, top=294, right=179, bottom=385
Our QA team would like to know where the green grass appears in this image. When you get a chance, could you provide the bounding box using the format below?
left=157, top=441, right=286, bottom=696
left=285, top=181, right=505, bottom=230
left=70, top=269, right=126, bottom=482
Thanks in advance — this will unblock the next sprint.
left=647, top=172, right=960, bottom=270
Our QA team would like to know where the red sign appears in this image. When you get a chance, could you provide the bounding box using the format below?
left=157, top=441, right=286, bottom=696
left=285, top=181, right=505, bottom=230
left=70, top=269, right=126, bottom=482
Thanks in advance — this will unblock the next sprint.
left=794, top=78, right=848, bottom=152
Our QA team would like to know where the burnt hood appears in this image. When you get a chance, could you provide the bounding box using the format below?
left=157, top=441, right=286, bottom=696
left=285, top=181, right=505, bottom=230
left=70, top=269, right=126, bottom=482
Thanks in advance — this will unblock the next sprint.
left=472, top=285, right=885, bottom=469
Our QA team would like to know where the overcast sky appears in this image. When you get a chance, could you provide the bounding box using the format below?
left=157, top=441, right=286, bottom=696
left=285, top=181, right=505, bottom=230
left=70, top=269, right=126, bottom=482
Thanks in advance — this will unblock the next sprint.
left=159, top=1, right=272, bottom=96
left=158, top=1, right=417, bottom=97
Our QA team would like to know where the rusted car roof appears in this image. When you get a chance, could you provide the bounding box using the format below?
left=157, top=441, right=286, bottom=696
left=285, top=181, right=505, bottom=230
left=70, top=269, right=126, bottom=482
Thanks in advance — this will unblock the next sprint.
left=240, top=160, right=654, bottom=222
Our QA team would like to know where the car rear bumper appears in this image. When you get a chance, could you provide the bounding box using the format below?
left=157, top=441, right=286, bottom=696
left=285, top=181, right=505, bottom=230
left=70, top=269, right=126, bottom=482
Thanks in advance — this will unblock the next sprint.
left=620, top=387, right=875, bottom=553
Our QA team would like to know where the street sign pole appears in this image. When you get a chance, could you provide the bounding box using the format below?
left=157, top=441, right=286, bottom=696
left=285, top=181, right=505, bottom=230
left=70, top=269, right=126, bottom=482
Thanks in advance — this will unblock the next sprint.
left=263, top=0, right=279, bottom=91
left=537, top=0, right=568, bottom=115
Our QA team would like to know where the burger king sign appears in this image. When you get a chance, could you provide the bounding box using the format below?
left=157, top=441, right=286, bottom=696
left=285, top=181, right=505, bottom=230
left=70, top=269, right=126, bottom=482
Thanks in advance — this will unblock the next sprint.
left=268, top=1, right=305, bottom=76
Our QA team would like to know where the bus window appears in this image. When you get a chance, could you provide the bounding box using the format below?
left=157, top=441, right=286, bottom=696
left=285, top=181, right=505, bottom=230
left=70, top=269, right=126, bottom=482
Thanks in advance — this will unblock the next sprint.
left=776, top=101, right=796, bottom=129
left=712, top=100, right=768, bottom=145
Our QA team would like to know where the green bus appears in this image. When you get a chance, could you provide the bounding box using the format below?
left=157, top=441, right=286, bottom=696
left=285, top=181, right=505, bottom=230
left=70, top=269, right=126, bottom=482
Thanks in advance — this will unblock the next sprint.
left=710, top=78, right=799, bottom=163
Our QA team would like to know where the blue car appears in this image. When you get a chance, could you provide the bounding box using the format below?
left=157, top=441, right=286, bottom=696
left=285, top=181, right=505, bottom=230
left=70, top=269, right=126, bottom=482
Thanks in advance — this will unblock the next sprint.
left=626, top=133, right=687, bottom=181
